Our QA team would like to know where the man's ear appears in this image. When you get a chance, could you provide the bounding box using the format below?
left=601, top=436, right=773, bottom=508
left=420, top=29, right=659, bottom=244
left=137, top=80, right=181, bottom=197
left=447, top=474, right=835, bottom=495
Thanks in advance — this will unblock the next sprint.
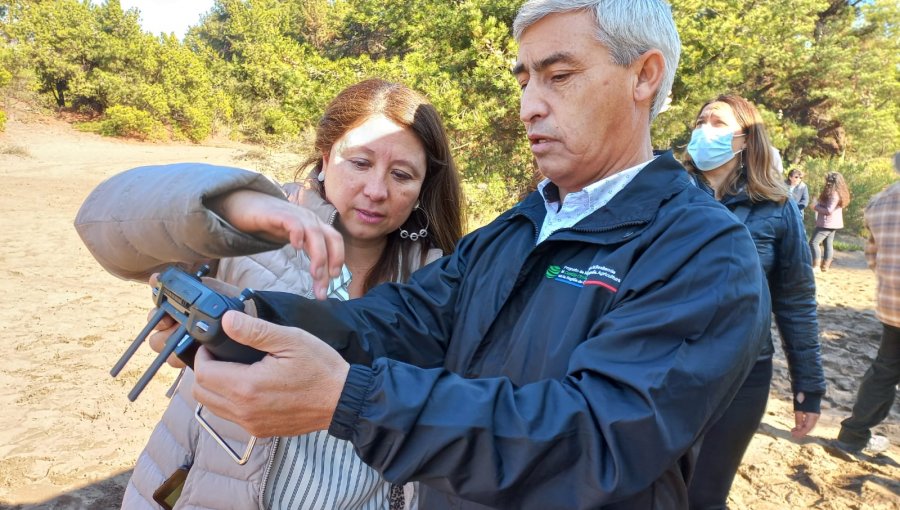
left=632, top=49, right=665, bottom=106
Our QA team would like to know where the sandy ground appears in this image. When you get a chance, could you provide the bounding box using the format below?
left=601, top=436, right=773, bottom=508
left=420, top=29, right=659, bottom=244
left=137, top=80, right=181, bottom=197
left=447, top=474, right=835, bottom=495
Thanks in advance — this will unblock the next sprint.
left=0, top=109, right=897, bottom=509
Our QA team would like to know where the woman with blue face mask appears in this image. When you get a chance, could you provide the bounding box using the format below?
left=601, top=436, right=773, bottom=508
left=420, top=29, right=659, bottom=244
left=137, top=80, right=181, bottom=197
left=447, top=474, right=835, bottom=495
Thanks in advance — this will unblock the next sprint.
left=683, top=95, right=825, bottom=510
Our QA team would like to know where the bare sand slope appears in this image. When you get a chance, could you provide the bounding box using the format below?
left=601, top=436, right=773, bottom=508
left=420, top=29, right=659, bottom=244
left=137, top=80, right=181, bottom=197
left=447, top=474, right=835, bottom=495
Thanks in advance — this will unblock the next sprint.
left=732, top=253, right=900, bottom=509
left=0, top=113, right=897, bottom=509
left=0, top=114, right=288, bottom=509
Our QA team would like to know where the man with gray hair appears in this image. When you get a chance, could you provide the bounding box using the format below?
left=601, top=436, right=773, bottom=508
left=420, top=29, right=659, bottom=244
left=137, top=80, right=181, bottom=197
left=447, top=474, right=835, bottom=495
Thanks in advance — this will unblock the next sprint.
left=162, top=1, right=770, bottom=508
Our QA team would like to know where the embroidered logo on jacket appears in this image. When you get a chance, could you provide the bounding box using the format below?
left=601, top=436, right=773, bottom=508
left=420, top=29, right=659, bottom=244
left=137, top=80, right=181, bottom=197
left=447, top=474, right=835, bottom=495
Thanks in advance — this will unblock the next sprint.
left=545, top=264, right=620, bottom=292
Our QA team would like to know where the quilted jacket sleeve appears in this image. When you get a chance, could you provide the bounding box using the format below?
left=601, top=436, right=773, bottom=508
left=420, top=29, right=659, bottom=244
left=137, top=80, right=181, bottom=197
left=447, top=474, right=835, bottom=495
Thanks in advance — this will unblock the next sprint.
left=74, top=163, right=286, bottom=281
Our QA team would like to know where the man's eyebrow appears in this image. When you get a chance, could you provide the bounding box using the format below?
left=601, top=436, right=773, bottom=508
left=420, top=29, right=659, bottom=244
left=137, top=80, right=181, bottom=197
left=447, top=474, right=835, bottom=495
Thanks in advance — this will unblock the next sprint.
left=512, top=52, right=578, bottom=75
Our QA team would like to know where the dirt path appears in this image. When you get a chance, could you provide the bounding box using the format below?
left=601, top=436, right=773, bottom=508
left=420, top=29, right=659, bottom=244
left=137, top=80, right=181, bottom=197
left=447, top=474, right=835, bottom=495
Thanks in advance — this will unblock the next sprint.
left=0, top=113, right=897, bottom=509
left=731, top=251, right=900, bottom=509
left=0, top=113, right=292, bottom=508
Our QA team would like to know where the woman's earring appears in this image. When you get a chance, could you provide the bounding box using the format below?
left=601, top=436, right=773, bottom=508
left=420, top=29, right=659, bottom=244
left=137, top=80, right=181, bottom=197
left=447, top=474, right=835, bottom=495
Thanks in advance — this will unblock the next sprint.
left=400, top=207, right=429, bottom=242
left=317, top=170, right=326, bottom=182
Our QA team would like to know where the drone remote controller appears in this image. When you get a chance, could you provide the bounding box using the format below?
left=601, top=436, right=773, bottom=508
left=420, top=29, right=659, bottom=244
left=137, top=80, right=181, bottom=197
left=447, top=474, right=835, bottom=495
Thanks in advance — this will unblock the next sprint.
left=110, top=265, right=265, bottom=401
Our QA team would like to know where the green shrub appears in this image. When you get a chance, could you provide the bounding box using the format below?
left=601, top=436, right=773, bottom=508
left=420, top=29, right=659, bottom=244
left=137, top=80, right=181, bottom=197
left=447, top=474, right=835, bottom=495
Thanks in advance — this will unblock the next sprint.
left=833, top=239, right=864, bottom=252
left=263, top=108, right=300, bottom=139
left=73, top=120, right=102, bottom=133
left=0, top=69, right=11, bottom=90
left=463, top=173, right=524, bottom=230
left=0, top=61, right=8, bottom=132
left=99, top=105, right=166, bottom=141
left=176, top=105, right=213, bottom=142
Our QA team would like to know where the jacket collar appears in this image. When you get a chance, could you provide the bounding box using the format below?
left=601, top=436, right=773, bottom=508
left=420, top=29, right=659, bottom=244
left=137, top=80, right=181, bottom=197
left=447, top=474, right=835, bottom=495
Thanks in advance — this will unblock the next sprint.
left=297, top=188, right=339, bottom=225
left=721, top=186, right=751, bottom=208
left=691, top=173, right=754, bottom=209
left=716, top=178, right=752, bottom=209
left=513, top=151, right=691, bottom=233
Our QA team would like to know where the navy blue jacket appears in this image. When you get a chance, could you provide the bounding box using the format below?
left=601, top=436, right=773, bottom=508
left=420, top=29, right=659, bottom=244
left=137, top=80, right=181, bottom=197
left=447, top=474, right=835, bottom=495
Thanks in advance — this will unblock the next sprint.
left=253, top=152, right=771, bottom=509
left=720, top=187, right=825, bottom=412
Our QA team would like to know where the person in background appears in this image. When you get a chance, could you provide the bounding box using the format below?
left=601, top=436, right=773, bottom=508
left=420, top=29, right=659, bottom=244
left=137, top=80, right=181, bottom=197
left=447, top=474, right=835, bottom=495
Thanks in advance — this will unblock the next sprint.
left=835, top=151, right=900, bottom=456
left=786, top=169, right=810, bottom=217
left=809, top=171, right=851, bottom=272
left=152, top=2, right=772, bottom=508
left=75, top=78, right=464, bottom=510
left=683, top=94, right=825, bottom=510
left=770, top=146, right=784, bottom=174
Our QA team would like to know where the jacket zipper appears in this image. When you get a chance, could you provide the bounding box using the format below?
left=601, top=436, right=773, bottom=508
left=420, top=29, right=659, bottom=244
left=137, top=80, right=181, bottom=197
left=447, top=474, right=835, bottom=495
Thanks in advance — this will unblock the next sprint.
left=517, top=202, right=649, bottom=244
left=256, top=201, right=339, bottom=509
left=257, top=436, right=280, bottom=510
left=569, top=219, right=648, bottom=236
left=534, top=218, right=649, bottom=244
left=257, top=213, right=405, bottom=508
left=260, top=250, right=349, bottom=508
left=259, top=287, right=321, bottom=507
left=258, top=280, right=314, bottom=507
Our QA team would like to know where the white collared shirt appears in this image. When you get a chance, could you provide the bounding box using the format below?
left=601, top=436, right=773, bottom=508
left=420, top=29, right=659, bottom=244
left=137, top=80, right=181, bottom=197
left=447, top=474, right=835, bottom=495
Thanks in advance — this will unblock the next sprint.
left=536, top=159, right=653, bottom=244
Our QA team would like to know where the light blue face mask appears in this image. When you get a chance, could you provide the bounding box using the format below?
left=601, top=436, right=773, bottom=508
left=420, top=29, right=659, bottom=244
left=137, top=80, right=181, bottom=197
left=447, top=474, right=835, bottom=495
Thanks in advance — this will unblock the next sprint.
left=687, top=125, right=745, bottom=172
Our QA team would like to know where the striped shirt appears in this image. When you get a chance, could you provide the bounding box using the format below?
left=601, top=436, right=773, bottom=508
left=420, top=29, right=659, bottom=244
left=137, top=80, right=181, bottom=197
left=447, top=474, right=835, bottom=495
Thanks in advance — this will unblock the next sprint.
left=865, top=182, right=900, bottom=327
left=262, top=265, right=415, bottom=509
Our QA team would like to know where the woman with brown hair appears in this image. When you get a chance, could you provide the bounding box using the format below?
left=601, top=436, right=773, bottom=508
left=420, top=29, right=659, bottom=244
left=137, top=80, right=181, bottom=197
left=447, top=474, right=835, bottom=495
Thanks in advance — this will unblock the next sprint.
left=682, top=94, right=825, bottom=509
left=76, top=78, right=465, bottom=509
left=809, top=171, right=851, bottom=271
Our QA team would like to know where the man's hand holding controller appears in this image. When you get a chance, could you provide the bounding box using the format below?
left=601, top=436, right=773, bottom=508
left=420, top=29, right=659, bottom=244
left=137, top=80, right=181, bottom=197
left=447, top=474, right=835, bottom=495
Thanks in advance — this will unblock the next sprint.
left=144, top=271, right=350, bottom=438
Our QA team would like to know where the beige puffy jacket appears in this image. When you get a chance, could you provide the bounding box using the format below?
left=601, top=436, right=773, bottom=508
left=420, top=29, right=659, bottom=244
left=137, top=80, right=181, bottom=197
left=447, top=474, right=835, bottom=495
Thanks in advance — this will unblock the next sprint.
left=75, top=163, right=439, bottom=509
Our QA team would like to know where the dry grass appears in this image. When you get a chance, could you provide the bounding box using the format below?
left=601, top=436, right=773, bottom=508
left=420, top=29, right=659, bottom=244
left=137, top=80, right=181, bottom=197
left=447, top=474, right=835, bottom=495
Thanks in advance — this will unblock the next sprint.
left=0, top=143, right=30, bottom=157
